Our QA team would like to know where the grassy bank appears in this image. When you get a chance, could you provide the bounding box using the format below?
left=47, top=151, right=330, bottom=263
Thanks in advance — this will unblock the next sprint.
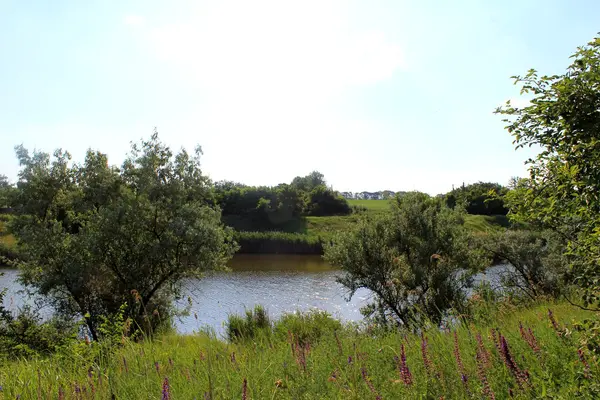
left=234, top=231, right=323, bottom=254
left=0, top=302, right=597, bottom=398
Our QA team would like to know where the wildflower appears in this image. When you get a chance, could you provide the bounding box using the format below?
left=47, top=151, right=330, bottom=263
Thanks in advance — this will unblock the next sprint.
left=578, top=349, right=591, bottom=379
left=476, top=348, right=496, bottom=400
left=548, top=309, right=561, bottom=334
left=395, top=344, right=413, bottom=386
left=360, top=366, right=382, bottom=400
left=242, top=378, right=248, bottom=400
left=453, top=331, right=468, bottom=388
left=162, top=377, right=171, bottom=400
left=421, top=334, right=434, bottom=376
left=334, top=330, right=343, bottom=355
left=155, top=361, right=160, bottom=374
left=475, top=332, right=491, bottom=368
left=499, top=335, right=527, bottom=387
left=348, top=355, right=353, bottom=364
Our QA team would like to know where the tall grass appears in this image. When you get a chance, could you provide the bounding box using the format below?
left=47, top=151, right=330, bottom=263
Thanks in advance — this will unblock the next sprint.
left=234, top=231, right=323, bottom=254
left=0, top=302, right=598, bottom=399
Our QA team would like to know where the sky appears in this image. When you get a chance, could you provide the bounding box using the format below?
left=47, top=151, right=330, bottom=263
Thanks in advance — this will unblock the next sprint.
left=0, top=0, right=598, bottom=194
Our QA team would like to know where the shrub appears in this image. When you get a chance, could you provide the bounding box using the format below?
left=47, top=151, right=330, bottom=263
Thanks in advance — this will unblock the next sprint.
left=225, top=305, right=271, bottom=342
left=273, top=309, right=342, bottom=346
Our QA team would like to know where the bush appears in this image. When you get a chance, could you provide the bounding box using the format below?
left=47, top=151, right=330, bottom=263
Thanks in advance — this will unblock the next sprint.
left=483, top=229, right=568, bottom=299
left=273, top=309, right=342, bottom=346
left=325, top=192, right=487, bottom=328
left=225, top=305, right=271, bottom=342
left=0, top=289, right=77, bottom=358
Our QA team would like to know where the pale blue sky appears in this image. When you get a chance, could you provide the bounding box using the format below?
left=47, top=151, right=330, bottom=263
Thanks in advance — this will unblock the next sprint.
left=0, top=0, right=597, bottom=194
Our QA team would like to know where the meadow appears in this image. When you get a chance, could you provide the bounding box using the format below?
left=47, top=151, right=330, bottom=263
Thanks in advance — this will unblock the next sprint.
left=0, top=302, right=597, bottom=399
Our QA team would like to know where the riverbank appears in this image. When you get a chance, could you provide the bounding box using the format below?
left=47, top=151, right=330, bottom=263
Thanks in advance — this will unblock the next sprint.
left=0, top=302, right=596, bottom=399
left=234, top=200, right=509, bottom=255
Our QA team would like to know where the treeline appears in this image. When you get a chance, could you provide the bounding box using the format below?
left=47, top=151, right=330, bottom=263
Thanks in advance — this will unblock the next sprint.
left=214, top=170, right=351, bottom=232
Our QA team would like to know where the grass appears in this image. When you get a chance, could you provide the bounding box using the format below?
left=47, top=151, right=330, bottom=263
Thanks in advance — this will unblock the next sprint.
left=464, top=214, right=510, bottom=234
left=0, top=302, right=598, bottom=399
left=347, top=199, right=392, bottom=212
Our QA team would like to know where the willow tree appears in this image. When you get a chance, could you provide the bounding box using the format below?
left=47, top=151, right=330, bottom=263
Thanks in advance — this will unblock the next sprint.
left=11, top=133, right=237, bottom=339
left=325, top=192, right=485, bottom=327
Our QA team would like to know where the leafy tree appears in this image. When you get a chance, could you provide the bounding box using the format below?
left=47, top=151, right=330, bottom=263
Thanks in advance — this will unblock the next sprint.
left=0, top=175, right=16, bottom=208
left=445, top=182, right=508, bottom=215
left=483, top=229, right=567, bottom=299
left=291, top=171, right=326, bottom=192
left=496, top=35, right=600, bottom=308
left=305, top=185, right=351, bottom=216
left=324, top=192, right=485, bottom=327
left=11, top=133, right=237, bottom=339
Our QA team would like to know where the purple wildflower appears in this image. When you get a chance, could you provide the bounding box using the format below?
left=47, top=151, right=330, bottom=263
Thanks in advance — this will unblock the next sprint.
left=499, top=335, right=528, bottom=387
left=453, top=331, right=468, bottom=388
left=360, top=366, right=382, bottom=400
left=548, top=309, right=561, bottom=334
left=476, top=348, right=496, bottom=399
left=421, top=334, right=434, bottom=375
left=242, top=378, right=248, bottom=400
left=348, top=355, right=353, bottom=364
left=162, top=377, right=171, bottom=400
left=578, top=349, right=591, bottom=379
left=395, top=344, right=413, bottom=386
left=476, top=332, right=491, bottom=368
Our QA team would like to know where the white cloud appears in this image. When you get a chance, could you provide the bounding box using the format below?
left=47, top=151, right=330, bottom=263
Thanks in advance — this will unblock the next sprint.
left=122, top=1, right=407, bottom=190
left=124, top=15, right=145, bottom=26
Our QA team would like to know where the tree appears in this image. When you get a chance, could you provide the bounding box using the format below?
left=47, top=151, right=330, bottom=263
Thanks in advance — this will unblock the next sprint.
left=291, top=171, right=326, bottom=192
left=483, top=229, right=567, bottom=299
left=0, top=175, right=14, bottom=208
left=324, top=192, right=485, bottom=327
left=11, top=133, right=237, bottom=339
left=444, top=182, right=509, bottom=215
left=305, top=185, right=351, bottom=216
left=496, top=35, right=600, bottom=308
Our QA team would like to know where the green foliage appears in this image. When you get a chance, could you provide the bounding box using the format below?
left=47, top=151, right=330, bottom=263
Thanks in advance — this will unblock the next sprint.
left=0, top=287, right=78, bottom=358
left=496, top=35, right=600, bottom=309
left=234, top=231, right=323, bottom=254
left=225, top=305, right=271, bottom=342
left=0, top=174, right=18, bottom=208
left=445, top=181, right=509, bottom=215
left=0, top=303, right=598, bottom=398
left=305, top=185, right=351, bottom=216
left=290, top=170, right=326, bottom=192
left=325, top=192, right=488, bottom=327
left=273, top=309, right=342, bottom=346
left=463, top=214, right=510, bottom=234
left=10, top=132, right=237, bottom=339
left=483, top=229, right=568, bottom=299
left=347, top=199, right=392, bottom=212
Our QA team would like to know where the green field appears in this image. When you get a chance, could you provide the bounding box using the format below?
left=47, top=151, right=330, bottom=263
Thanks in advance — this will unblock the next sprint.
left=0, top=302, right=597, bottom=399
left=347, top=199, right=391, bottom=211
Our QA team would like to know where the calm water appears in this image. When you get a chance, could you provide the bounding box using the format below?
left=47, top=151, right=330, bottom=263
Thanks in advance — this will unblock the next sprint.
left=0, top=255, right=370, bottom=336
left=0, top=255, right=506, bottom=337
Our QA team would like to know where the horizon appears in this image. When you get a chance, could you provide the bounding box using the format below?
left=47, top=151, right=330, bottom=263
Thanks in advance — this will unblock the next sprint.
left=1, top=0, right=598, bottom=195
